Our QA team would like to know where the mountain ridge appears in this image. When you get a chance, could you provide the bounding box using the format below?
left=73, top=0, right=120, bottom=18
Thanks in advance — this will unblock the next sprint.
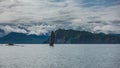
left=0, top=32, right=49, bottom=44
left=0, top=29, right=120, bottom=44
left=53, top=29, right=120, bottom=44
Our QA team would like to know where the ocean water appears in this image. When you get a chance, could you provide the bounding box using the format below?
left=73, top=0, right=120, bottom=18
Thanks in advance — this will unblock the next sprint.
left=0, top=44, right=120, bottom=68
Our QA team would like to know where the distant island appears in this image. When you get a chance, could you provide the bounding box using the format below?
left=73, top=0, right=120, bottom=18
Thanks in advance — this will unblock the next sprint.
left=0, top=29, right=120, bottom=44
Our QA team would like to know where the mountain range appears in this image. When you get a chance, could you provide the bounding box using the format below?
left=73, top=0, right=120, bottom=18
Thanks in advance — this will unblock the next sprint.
left=0, top=32, right=49, bottom=44
left=0, top=29, right=120, bottom=44
left=53, top=29, right=120, bottom=44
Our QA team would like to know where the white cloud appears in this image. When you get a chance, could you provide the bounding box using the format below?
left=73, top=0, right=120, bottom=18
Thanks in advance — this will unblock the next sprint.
left=93, top=25, right=120, bottom=34
left=0, top=25, right=27, bottom=34
left=0, top=0, right=120, bottom=36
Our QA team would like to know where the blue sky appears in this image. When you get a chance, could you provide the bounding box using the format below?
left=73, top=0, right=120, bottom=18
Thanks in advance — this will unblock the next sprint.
left=0, top=0, right=120, bottom=36
left=80, top=0, right=120, bottom=7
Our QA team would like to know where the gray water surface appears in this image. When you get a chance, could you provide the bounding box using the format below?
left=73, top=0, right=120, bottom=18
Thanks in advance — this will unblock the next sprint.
left=0, top=44, right=120, bottom=68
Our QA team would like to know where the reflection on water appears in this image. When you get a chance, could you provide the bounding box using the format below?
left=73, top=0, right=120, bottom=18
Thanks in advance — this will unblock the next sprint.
left=0, top=44, right=120, bottom=68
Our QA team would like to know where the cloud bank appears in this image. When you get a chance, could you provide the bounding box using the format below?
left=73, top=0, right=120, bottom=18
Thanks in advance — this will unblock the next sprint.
left=0, top=0, right=120, bottom=36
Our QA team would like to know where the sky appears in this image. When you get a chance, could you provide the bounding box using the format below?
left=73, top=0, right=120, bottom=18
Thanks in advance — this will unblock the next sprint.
left=0, top=0, right=120, bottom=36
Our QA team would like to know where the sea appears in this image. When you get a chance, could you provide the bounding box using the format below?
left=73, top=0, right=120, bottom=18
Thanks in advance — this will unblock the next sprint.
left=0, top=44, right=120, bottom=68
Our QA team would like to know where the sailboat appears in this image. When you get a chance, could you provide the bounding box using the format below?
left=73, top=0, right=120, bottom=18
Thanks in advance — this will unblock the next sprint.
left=49, top=31, right=55, bottom=46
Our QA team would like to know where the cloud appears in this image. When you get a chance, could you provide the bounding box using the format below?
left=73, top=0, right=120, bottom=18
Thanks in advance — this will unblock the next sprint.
left=0, top=24, right=58, bottom=35
left=0, top=0, right=120, bottom=36
left=93, top=25, right=120, bottom=34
